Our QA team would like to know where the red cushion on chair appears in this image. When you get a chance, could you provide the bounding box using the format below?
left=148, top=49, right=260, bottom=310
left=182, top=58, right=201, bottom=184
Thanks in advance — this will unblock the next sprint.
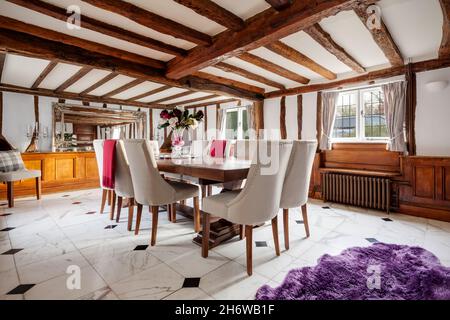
left=102, top=140, right=116, bottom=189
left=210, top=140, right=227, bottom=158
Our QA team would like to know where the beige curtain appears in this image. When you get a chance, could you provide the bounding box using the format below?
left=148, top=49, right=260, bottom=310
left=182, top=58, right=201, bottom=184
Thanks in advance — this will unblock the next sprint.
left=320, top=92, right=339, bottom=150
left=382, top=81, right=407, bottom=152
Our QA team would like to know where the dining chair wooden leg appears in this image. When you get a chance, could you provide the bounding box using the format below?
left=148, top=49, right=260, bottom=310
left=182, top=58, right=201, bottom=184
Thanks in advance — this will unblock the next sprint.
left=115, top=196, right=123, bottom=223
left=283, top=208, right=289, bottom=250
left=7, top=181, right=14, bottom=208
left=107, top=190, right=112, bottom=206
left=35, top=177, right=41, bottom=200
left=171, top=203, right=177, bottom=223
left=100, top=189, right=107, bottom=214
left=245, top=225, right=253, bottom=276
left=239, top=225, right=245, bottom=240
left=301, top=204, right=310, bottom=238
left=109, top=191, right=116, bottom=220
left=134, top=203, right=143, bottom=235
left=201, top=185, right=207, bottom=199
left=272, top=215, right=281, bottom=256
left=201, top=212, right=210, bottom=258
left=193, top=196, right=200, bottom=233
left=207, top=185, right=212, bottom=196
left=150, top=205, right=159, bottom=246
left=127, top=198, right=134, bottom=231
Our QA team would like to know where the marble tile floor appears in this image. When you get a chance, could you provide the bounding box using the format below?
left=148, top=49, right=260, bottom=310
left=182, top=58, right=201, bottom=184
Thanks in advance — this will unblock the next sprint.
left=0, top=189, right=449, bottom=300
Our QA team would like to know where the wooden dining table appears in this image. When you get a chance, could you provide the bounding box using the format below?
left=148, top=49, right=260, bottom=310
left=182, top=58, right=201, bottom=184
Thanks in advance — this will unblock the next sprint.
left=156, top=157, right=251, bottom=248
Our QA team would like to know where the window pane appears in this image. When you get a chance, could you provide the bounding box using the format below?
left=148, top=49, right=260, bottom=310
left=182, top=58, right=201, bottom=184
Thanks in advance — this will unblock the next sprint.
left=242, top=109, right=249, bottom=139
left=363, top=89, right=388, bottom=138
left=225, top=111, right=238, bottom=139
left=333, top=92, right=357, bottom=138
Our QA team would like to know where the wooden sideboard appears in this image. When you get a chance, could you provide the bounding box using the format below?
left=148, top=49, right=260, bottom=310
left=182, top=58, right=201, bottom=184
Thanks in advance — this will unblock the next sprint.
left=0, top=151, right=99, bottom=200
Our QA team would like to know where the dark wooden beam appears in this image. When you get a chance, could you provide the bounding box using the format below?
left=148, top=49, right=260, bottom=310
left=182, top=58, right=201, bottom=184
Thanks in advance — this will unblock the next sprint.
left=148, top=91, right=196, bottom=104
left=183, top=98, right=239, bottom=109
left=166, top=0, right=366, bottom=79
left=297, top=94, right=303, bottom=140
left=266, top=41, right=337, bottom=80
left=0, top=16, right=165, bottom=69
left=280, top=96, right=287, bottom=139
left=55, top=66, right=93, bottom=93
left=80, top=72, right=118, bottom=95
left=264, top=56, right=450, bottom=98
left=6, top=0, right=186, bottom=57
left=102, top=79, right=146, bottom=98
left=214, top=62, right=285, bottom=90
left=31, top=60, right=58, bottom=89
left=173, top=0, right=244, bottom=31
left=0, top=29, right=263, bottom=100
left=193, top=71, right=266, bottom=95
left=83, top=0, right=212, bottom=46
left=439, top=0, right=450, bottom=58
left=0, top=53, right=5, bottom=82
left=0, top=83, right=167, bottom=109
left=168, top=94, right=219, bottom=107
left=238, top=52, right=310, bottom=84
left=265, top=0, right=293, bottom=11
left=305, top=24, right=365, bottom=73
left=127, top=85, right=171, bottom=102
left=353, top=5, right=404, bottom=67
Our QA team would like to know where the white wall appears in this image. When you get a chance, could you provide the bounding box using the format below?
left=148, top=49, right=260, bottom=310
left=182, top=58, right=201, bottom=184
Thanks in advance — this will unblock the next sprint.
left=263, top=92, right=317, bottom=141
left=416, top=67, right=450, bottom=156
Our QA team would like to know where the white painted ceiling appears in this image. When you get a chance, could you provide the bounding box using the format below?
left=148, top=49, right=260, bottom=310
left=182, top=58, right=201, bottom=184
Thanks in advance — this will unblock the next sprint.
left=65, top=69, right=112, bottom=93
left=1, top=54, right=50, bottom=88
left=88, top=75, right=135, bottom=96
left=38, top=63, right=82, bottom=90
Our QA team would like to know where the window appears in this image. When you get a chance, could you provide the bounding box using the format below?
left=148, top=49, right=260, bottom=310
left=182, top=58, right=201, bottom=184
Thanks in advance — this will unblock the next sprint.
left=224, top=107, right=249, bottom=140
left=332, top=87, right=388, bottom=142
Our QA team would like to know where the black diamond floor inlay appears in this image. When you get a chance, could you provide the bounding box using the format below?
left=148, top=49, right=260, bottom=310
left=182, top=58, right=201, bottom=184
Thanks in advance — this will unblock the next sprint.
left=182, top=278, right=201, bottom=288
left=295, top=220, right=304, bottom=224
left=2, top=249, right=23, bottom=255
left=255, top=241, right=268, bottom=247
left=72, top=202, right=82, bottom=205
left=134, top=245, right=149, bottom=251
left=104, top=225, right=117, bottom=229
left=0, top=213, right=12, bottom=217
left=7, top=284, right=35, bottom=295
left=366, top=238, right=380, bottom=243
left=85, top=211, right=96, bottom=215
left=382, top=218, right=393, bottom=222
left=0, top=227, right=15, bottom=232
left=322, top=206, right=331, bottom=209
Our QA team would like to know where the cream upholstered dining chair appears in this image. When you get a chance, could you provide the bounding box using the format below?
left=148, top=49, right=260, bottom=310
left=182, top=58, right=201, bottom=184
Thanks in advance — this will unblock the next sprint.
left=202, top=140, right=293, bottom=276
left=279, top=140, right=317, bottom=250
left=123, top=139, right=200, bottom=245
left=93, top=140, right=115, bottom=218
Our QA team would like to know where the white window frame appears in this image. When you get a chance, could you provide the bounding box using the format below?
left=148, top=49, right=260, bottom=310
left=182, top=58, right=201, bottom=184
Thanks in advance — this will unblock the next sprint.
left=332, top=86, right=389, bottom=143
left=224, top=107, right=247, bottom=140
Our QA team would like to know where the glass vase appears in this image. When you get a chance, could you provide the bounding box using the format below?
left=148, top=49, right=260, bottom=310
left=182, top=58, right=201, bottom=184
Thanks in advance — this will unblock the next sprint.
left=171, top=127, right=185, bottom=158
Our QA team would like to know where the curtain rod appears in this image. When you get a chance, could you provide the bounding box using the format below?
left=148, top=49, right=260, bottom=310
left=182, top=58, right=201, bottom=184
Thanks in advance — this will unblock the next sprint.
left=322, top=77, right=406, bottom=94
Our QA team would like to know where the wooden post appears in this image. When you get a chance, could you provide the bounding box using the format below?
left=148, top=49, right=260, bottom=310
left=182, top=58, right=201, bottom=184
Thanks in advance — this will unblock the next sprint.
left=316, top=92, right=322, bottom=152
left=25, top=95, right=40, bottom=152
left=406, top=63, right=417, bottom=155
left=297, top=94, right=303, bottom=140
left=216, top=103, right=220, bottom=139
left=253, top=101, right=264, bottom=139
left=149, top=109, right=154, bottom=140
left=204, top=106, right=208, bottom=140
left=280, top=96, right=287, bottom=139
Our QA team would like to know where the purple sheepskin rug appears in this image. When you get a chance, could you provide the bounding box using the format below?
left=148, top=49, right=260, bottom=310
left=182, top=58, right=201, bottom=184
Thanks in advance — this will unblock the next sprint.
left=256, top=243, right=450, bottom=300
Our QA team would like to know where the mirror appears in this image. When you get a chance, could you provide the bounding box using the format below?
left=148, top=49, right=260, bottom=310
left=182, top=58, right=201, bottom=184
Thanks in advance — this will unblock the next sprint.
left=52, top=103, right=147, bottom=152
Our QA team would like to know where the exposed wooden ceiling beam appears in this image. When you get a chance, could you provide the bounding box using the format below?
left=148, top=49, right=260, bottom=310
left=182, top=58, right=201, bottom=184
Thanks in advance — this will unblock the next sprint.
left=0, top=53, right=6, bottom=82
left=265, top=41, right=337, bottom=80
left=127, top=85, right=171, bottom=102
left=6, top=0, right=186, bottom=57
left=0, top=28, right=263, bottom=101
left=265, top=0, right=294, bottom=11
left=168, top=94, right=219, bottom=107
left=166, top=0, right=367, bottom=79
left=55, top=66, right=93, bottom=93
left=265, top=56, right=450, bottom=98
left=0, top=83, right=168, bottom=109
left=214, top=62, right=285, bottom=90
left=353, top=4, right=404, bottom=67
left=193, top=71, right=265, bottom=95
left=80, top=72, right=118, bottom=95
left=31, top=60, right=58, bottom=89
left=0, top=16, right=165, bottom=70
left=439, top=0, right=450, bottom=58
left=102, top=79, right=146, bottom=98
left=148, top=91, right=196, bottom=104
left=183, top=98, right=239, bottom=109
left=238, top=52, right=310, bottom=84
left=173, top=0, right=245, bottom=31
left=82, top=0, right=212, bottom=46
left=305, top=24, right=365, bottom=73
